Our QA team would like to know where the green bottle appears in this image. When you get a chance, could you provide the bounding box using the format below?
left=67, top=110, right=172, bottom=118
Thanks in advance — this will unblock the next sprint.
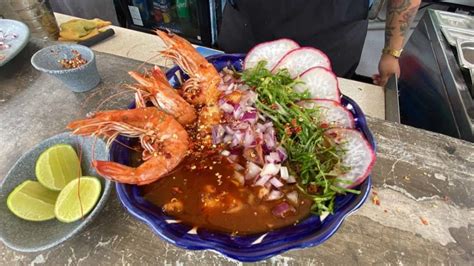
left=176, top=0, right=190, bottom=20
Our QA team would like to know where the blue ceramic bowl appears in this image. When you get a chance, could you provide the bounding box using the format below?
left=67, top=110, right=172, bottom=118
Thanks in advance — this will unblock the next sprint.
left=31, top=44, right=100, bottom=92
left=0, top=132, right=112, bottom=252
left=114, top=54, right=376, bottom=262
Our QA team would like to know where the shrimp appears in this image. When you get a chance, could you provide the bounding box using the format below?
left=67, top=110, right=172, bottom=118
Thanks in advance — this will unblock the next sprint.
left=67, top=107, right=189, bottom=185
left=155, top=30, right=221, bottom=106
left=128, top=66, right=197, bottom=125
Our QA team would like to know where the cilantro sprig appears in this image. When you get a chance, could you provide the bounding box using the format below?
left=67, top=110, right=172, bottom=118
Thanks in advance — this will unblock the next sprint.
left=240, top=61, right=359, bottom=215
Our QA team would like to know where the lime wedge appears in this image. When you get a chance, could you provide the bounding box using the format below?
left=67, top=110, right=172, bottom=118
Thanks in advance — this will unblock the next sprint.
left=7, top=180, right=59, bottom=221
left=54, top=177, right=101, bottom=223
left=36, top=144, right=82, bottom=191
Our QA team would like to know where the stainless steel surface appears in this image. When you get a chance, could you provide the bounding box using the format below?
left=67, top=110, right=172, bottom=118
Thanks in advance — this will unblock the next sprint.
left=435, top=10, right=474, bottom=30
left=441, top=26, right=474, bottom=46
left=457, top=40, right=474, bottom=67
left=456, top=39, right=474, bottom=89
left=384, top=74, right=400, bottom=123
left=398, top=10, right=474, bottom=142
left=7, top=0, right=59, bottom=40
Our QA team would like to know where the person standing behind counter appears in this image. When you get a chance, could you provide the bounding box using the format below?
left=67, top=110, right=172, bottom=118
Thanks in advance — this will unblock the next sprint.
left=218, top=0, right=421, bottom=86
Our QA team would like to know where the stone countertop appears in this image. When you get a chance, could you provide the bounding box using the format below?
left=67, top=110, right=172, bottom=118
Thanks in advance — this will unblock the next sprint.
left=0, top=39, right=473, bottom=265
left=53, top=13, right=386, bottom=120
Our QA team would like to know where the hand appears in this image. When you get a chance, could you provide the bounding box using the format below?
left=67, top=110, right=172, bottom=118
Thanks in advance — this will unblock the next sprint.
left=372, top=54, right=400, bottom=87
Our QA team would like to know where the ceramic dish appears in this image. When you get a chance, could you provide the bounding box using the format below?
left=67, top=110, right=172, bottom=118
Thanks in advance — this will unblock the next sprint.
left=31, top=44, right=101, bottom=92
left=0, top=19, right=30, bottom=67
left=114, top=54, right=375, bottom=262
left=0, top=132, right=112, bottom=252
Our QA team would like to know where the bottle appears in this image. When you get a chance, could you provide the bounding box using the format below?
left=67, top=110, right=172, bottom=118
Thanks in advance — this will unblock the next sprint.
left=176, top=0, right=190, bottom=20
left=8, top=0, right=60, bottom=40
left=157, top=0, right=172, bottom=23
left=152, top=0, right=164, bottom=23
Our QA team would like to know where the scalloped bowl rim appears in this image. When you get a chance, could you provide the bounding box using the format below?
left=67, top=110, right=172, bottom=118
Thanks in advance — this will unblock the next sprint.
left=115, top=54, right=376, bottom=262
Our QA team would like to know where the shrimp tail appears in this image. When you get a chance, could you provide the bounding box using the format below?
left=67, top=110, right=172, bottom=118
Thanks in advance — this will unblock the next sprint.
left=92, top=160, right=157, bottom=186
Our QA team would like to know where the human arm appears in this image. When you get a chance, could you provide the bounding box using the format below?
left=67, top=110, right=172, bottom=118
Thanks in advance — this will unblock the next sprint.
left=373, top=0, right=421, bottom=86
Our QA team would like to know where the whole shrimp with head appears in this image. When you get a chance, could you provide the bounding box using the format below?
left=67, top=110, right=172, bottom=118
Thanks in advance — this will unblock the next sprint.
left=128, top=66, right=197, bottom=126
left=155, top=30, right=221, bottom=106
left=67, top=107, right=189, bottom=185
left=155, top=30, right=222, bottom=143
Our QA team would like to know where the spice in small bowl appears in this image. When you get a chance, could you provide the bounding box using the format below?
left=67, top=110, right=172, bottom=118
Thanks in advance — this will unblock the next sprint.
left=31, top=44, right=100, bottom=92
left=59, top=50, right=88, bottom=69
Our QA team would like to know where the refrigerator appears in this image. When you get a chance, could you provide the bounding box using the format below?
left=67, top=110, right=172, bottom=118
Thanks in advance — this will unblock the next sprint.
left=113, top=0, right=225, bottom=47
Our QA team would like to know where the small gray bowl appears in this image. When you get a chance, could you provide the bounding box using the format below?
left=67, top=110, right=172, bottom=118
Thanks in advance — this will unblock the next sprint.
left=31, top=44, right=101, bottom=92
left=0, top=132, right=112, bottom=252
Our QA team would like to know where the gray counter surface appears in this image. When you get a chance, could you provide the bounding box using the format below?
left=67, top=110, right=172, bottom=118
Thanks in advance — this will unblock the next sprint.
left=1, top=39, right=473, bottom=265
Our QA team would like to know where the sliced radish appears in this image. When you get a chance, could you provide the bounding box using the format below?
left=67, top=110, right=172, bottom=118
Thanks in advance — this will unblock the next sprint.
left=272, top=48, right=331, bottom=78
left=325, top=128, right=376, bottom=188
left=293, top=67, right=340, bottom=102
left=244, top=39, right=300, bottom=70
left=301, top=99, right=355, bottom=129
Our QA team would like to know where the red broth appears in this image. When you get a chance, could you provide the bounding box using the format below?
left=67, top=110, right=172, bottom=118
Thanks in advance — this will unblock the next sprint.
left=141, top=155, right=312, bottom=235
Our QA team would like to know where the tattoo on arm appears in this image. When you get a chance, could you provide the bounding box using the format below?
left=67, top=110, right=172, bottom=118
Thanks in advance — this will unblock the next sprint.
left=385, top=0, right=420, bottom=48
left=399, top=6, right=418, bottom=36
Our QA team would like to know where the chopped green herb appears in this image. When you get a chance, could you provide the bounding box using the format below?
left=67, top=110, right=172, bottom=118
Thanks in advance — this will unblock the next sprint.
left=240, top=61, right=359, bottom=215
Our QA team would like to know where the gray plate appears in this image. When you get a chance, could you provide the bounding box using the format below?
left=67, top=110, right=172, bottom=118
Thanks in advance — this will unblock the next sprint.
left=0, top=132, right=112, bottom=252
left=0, top=19, right=30, bottom=67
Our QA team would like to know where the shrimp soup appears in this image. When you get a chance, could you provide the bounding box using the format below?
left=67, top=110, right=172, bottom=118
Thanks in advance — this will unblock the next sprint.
left=141, top=155, right=312, bottom=235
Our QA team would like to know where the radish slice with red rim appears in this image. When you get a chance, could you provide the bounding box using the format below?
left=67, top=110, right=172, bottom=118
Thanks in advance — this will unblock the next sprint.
left=272, top=47, right=331, bottom=78
left=293, top=67, right=340, bottom=102
left=244, top=39, right=300, bottom=70
left=325, top=128, right=376, bottom=189
left=300, top=99, right=355, bottom=129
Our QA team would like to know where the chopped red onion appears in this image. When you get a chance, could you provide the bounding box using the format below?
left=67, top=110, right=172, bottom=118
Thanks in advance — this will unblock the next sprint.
left=228, top=155, right=238, bottom=162
left=269, top=177, right=284, bottom=188
left=220, top=102, right=234, bottom=113
left=286, top=191, right=299, bottom=205
left=286, top=175, right=297, bottom=184
left=263, top=131, right=276, bottom=150
left=266, top=190, right=283, bottom=201
left=245, top=161, right=261, bottom=180
left=234, top=171, right=245, bottom=186
left=212, top=125, right=225, bottom=145
left=224, top=125, right=235, bottom=135
left=272, top=202, right=296, bottom=218
left=233, top=163, right=245, bottom=171
left=255, top=123, right=266, bottom=133
left=223, top=135, right=233, bottom=144
left=280, top=166, right=289, bottom=180
left=276, top=146, right=288, bottom=161
left=226, top=83, right=235, bottom=91
left=255, top=175, right=272, bottom=186
left=265, top=152, right=281, bottom=164
left=241, top=111, right=258, bottom=124
left=243, top=129, right=256, bottom=147
left=263, top=122, right=273, bottom=130
left=233, top=105, right=244, bottom=119
left=234, top=122, right=249, bottom=130
left=231, top=131, right=244, bottom=147
left=222, top=75, right=232, bottom=83
left=260, top=163, right=281, bottom=176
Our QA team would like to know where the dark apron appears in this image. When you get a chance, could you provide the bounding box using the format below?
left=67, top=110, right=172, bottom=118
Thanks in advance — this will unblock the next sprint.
left=218, top=0, right=369, bottom=78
